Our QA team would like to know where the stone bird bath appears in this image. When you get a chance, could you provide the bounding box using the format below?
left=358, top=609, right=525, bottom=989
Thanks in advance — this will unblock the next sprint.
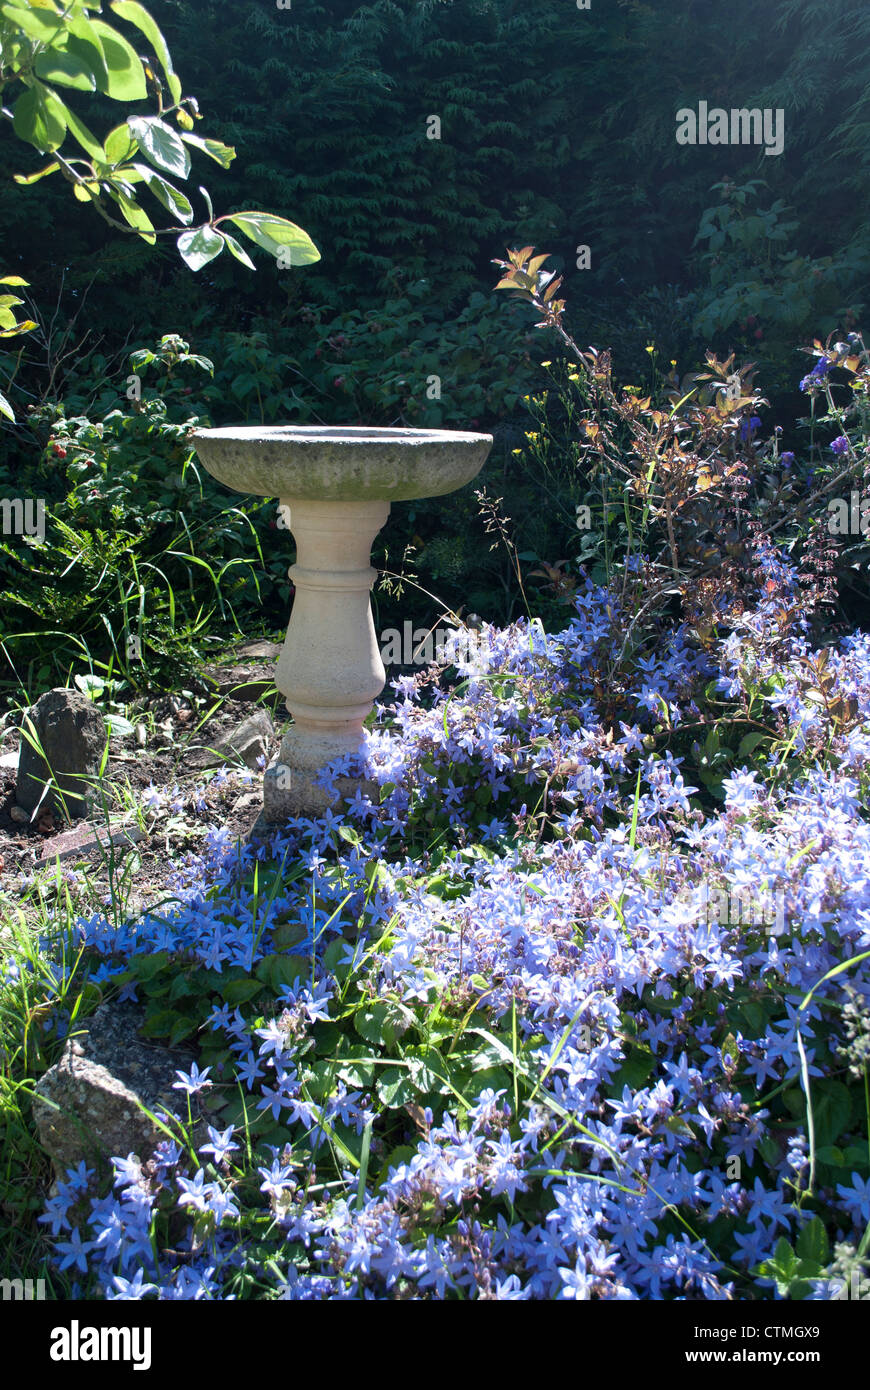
left=192, top=426, right=492, bottom=820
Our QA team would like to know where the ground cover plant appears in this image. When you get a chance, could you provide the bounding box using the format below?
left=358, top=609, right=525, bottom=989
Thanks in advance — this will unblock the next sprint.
left=4, top=535, right=870, bottom=1300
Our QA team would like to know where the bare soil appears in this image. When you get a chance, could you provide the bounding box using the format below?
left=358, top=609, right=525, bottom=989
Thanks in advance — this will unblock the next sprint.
left=0, top=642, right=285, bottom=912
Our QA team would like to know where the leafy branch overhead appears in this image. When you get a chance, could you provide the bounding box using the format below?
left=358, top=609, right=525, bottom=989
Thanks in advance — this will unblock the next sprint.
left=0, top=0, right=320, bottom=273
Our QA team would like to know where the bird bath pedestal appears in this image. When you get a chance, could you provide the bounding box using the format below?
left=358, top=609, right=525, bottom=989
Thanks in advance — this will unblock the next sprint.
left=192, top=426, right=492, bottom=820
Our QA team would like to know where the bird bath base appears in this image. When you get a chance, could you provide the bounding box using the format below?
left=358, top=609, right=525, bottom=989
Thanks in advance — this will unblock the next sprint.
left=263, top=497, right=388, bottom=820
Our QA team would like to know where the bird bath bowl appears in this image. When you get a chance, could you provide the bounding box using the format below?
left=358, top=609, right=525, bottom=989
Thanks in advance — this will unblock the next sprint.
left=192, top=426, right=492, bottom=820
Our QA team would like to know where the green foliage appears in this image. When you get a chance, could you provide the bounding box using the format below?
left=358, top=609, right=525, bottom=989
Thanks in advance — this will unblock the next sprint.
left=493, top=245, right=870, bottom=639
left=197, top=280, right=540, bottom=429
left=4, top=0, right=868, bottom=404
left=685, top=181, right=866, bottom=387
left=0, top=336, right=272, bottom=690
left=0, top=0, right=318, bottom=284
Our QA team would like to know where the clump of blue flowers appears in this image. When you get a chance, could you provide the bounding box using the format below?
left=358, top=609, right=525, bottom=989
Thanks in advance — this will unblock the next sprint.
left=25, top=543, right=870, bottom=1301
left=800, top=357, right=831, bottom=393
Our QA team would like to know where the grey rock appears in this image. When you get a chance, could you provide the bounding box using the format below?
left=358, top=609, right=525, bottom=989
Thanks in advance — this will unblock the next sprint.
left=202, top=660, right=279, bottom=703
left=38, top=818, right=144, bottom=865
left=32, top=1002, right=195, bottom=1177
left=202, top=641, right=281, bottom=702
left=197, top=709, right=275, bottom=770
left=237, top=640, right=283, bottom=661
left=16, top=688, right=106, bottom=819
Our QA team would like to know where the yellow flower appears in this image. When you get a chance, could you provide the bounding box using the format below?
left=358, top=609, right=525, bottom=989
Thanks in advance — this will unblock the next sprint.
left=645, top=344, right=655, bottom=355
left=540, top=360, right=552, bottom=368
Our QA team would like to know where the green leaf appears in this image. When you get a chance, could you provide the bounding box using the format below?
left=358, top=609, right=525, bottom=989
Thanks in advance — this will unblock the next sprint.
left=131, top=951, right=170, bottom=982
left=90, top=18, right=147, bottom=101
left=74, top=673, right=106, bottom=700
left=34, top=49, right=96, bottom=92
left=608, top=1048, right=655, bottom=1091
left=177, top=225, right=224, bottom=271
left=783, top=1087, right=806, bottom=1118
left=336, top=1056, right=376, bottom=1089
left=63, top=105, right=103, bottom=159
left=13, top=84, right=67, bottom=154
left=169, top=1015, right=197, bottom=1046
left=227, top=212, right=320, bottom=266
left=1, top=4, right=66, bottom=42
left=377, top=1067, right=416, bottom=1107
left=218, top=977, right=261, bottom=1006
left=168, top=973, right=197, bottom=1002
left=127, top=116, right=190, bottom=179
left=354, top=1001, right=412, bottom=1047
left=842, top=1144, right=870, bottom=1170
left=738, top=1000, right=767, bottom=1035
left=815, top=1145, right=845, bottom=1166
left=103, top=712, right=135, bottom=737
left=106, top=188, right=156, bottom=244
left=665, top=1114, right=697, bottom=1137
left=104, top=123, right=138, bottom=164
left=813, top=1080, right=852, bottom=1147
left=110, top=0, right=182, bottom=103
left=796, top=1217, right=829, bottom=1267
left=179, top=133, right=236, bottom=168
left=0, top=318, right=37, bottom=337
left=66, top=20, right=109, bottom=93
left=322, top=938, right=350, bottom=975
left=13, top=161, right=60, bottom=185
left=738, top=731, right=767, bottom=758
left=774, top=1236, right=796, bottom=1268
left=222, top=230, right=256, bottom=271
left=141, top=1007, right=191, bottom=1040
left=254, top=954, right=307, bottom=992
left=133, top=164, right=193, bottom=224
left=0, top=389, right=15, bottom=423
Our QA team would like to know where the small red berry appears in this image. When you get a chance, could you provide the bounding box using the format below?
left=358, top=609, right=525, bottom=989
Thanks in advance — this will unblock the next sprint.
left=754, top=328, right=763, bottom=340
left=333, top=376, right=344, bottom=388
